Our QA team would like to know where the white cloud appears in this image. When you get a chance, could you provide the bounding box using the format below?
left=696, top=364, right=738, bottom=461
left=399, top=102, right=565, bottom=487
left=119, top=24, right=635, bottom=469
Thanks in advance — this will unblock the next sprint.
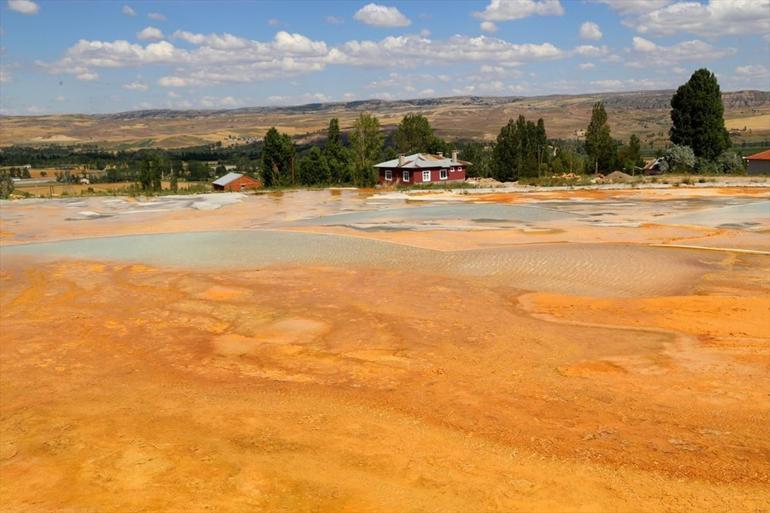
left=266, top=92, right=331, bottom=105
left=338, top=34, right=564, bottom=67
left=627, top=37, right=735, bottom=67
left=42, top=31, right=567, bottom=88
left=354, top=3, right=411, bottom=27
left=199, top=96, right=239, bottom=108
left=123, top=81, right=148, bottom=91
left=172, top=30, right=248, bottom=49
left=735, top=65, right=769, bottom=78
left=572, top=44, right=609, bottom=57
left=121, top=4, right=135, bottom=16
left=137, top=26, right=164, bottom=41
left=631, top=36, right=657, bottom=53
left=579, top=21, right=602, bottom=40
left=593, top=0, right=671, bottom=16
left=8, top=0, right=39, bottom=15
left=267, top=18, right=281, bottom=26
left=480, top=21, right=497, bottom=33
left=55, top=95, right=65, bottom=101
left=578, top=62, right=595, bottom=70
left=609, top=0, right=770, bottom=37
left=324, top=16, right=344, bottom=24
left=148, top=11, right=165, bottom=21
left=474, top=0, right=563, bottom=21
left=590, top=77, right=672, bottom=91
left=76, top=71, right=98, bottom=81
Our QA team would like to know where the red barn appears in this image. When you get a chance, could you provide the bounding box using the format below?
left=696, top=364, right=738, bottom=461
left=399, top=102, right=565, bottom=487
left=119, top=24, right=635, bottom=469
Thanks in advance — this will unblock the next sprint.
left=374, top=151, right=469, bottom=186
left=212, top=172, right=262, bottom=192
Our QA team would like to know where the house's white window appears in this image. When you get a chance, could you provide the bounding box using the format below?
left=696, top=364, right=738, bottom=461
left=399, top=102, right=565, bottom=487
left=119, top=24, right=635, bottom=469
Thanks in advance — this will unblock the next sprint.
left=449, top=166, right=455, bottom=173
left=403, top=170, right=410, bottom=182
left=422, top=170, right=431, bottom=182
left=440, top=169, right=448, bottom=180
left=384, top=170, right=392, bottom=181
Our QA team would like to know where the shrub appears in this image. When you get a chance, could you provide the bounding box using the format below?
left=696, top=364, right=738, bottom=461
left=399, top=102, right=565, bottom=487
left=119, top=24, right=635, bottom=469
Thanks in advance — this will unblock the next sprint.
left=716, top=150, right=745, bottom=174
left=664, top=145, right=696, bottom=172
left=695, top=157, right=719, bottom=174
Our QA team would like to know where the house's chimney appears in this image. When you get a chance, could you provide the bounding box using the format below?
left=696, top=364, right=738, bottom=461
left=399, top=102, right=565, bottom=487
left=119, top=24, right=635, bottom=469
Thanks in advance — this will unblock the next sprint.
left=451, top=150, right=458, bottom=163
left=437, top=151, right=443, bottom=158
left=398, top=154, right=406, bottom=167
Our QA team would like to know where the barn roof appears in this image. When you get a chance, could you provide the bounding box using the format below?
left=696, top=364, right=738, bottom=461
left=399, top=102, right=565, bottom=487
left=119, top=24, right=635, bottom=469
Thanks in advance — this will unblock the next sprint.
left=212, top=172, right=243, bottom=186
left=374, top=153, right=471, bottom=169
left=745, top=149, right=770, bottom=161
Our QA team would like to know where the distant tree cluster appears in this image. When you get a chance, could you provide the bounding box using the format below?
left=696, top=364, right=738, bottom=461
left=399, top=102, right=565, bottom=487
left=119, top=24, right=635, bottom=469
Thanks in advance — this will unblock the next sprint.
left=491, top=115, right=548, bottom=181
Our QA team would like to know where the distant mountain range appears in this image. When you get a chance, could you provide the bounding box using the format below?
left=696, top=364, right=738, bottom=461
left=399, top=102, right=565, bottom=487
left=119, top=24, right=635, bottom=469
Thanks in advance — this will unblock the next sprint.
left=2, top=89, right=768, bottom=149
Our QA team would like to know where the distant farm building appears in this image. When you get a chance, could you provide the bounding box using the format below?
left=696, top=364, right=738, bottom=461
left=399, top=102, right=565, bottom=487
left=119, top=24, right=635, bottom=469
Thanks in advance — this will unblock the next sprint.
left=212, top=172, right=262, bottom=192
left=374, top=151, right=469, bottom=185
left=745, top=149, right=770, bottom=175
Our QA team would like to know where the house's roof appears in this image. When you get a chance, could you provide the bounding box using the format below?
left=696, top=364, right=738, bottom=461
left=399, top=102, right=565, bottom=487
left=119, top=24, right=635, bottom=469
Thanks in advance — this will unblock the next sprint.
left=212, top=172, right=243, bottom=186
left=374, top=153, right=471, bottom=169
left=745, top=149, right=770, bottom=161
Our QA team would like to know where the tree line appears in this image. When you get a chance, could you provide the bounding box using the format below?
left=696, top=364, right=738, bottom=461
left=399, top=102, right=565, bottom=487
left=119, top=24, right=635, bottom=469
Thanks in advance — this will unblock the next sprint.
left=0, top=67, right=749, bottom=197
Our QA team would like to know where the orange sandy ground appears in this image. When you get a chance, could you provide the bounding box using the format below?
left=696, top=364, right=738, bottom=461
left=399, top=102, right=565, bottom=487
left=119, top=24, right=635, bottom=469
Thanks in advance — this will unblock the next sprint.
left=1, top=188, right=770, bottom=512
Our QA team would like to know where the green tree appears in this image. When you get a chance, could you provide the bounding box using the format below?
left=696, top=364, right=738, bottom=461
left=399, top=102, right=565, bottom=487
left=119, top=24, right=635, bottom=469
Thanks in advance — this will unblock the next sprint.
left=298, top=146, right=330, bottom=185
left=261, top=127, right=296, bottom=187
left=187, top=161, right=209, bottom=181
left=670, top=68, right=730, bottom=160
left=618, top=134, right=643, bottom=172
left=395, top=113, right=434, bottom=154
left=323, top=118, right=352, bottom=184
left=137, top=156, right=161, bottom=191
left=0, top=173, right=14, bottom=199
left=716, top=150, right=745, bottom=174
left=585, top=101, right=614, bottom=172
left=492, top=115, right=549, bottom=181
left=350, top=113, right=383, bottom=187
left=461, top=142, right=492, bottom=178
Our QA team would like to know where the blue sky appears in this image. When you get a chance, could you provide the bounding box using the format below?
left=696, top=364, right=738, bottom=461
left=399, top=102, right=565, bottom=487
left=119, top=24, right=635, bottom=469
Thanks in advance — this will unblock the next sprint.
left=1, top=0, right=768, bottom=114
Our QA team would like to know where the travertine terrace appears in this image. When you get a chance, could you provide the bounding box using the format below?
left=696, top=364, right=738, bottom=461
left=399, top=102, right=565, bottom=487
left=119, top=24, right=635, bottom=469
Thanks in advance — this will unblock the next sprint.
left=1, top=186, right=769, bottom=512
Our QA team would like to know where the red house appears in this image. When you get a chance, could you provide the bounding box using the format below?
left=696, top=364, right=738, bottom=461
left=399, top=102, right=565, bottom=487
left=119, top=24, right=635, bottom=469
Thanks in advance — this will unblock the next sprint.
left=374, top=151, right=469, bottom=185
left=212, top=172, right=262, bottom=192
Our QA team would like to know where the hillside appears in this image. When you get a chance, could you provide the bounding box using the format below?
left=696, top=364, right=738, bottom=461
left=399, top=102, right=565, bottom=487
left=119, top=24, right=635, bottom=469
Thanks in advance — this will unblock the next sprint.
left=1, top=90, right=768, bottom=150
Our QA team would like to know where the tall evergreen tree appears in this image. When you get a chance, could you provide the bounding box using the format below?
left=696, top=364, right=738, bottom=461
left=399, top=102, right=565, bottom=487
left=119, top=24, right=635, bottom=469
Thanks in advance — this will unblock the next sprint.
left=395, top=113, right=434, bottom=154
left=261, top=127, right=295, bottom=187
left=323, top=118, right=351, bottom=184
left=350, top=113, right=383, bottom=187
left=585, top=101, right=614, bottom=172
left=670, top=68, right=730, bottom=160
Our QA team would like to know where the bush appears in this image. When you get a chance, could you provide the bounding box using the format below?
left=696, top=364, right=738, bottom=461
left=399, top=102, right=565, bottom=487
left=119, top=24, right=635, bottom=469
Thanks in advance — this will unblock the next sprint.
left=695, top=157, right=719, bottom=174
left=664, top=145, right=696, bottom=172
left=716, top=150, right=745, bottom=174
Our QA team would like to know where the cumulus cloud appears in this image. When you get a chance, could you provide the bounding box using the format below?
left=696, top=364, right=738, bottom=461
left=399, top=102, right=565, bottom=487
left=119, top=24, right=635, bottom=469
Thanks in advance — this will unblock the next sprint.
left=578, top=62, right=595, bottom=70
left=199, top=95, right=238, bottom=108
left=123, top=80, right=148, bottom=91
left=735, top=64, right=769, bottom=78
left=354, top=3, right=411, bottom=27
left=606, top=0, right=770, bottom=37
left=593, top=0, right=671, bottom=16
left=474, top=0, right=563, bottom=21
left=41, top=31, right=567, bottom=88
left=627, top=37, right=735, bottom=67
left=121, top=4, right=135, bottom=16
left=8, top=0, right=39, bottom=15
left=590, top=77, right=672, bottom=91
left=579, top=21, right=602, bottom=40
left=148, top=11, right=165, bottom=21
left=137, top=26, right=164, bottom=40
left=76, top=71, right=98, bottom=81
left=571, top=44, right=610, bottom=57
left=480, top=21, right=497, bottom=33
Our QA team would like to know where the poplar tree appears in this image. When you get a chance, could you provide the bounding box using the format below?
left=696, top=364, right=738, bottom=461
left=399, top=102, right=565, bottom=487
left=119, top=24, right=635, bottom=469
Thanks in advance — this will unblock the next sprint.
left=585, top=101, right=614, bottom=173
left=670, top=68, right=730, bottom=160
left=350, top=113, right=383, bottom=187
